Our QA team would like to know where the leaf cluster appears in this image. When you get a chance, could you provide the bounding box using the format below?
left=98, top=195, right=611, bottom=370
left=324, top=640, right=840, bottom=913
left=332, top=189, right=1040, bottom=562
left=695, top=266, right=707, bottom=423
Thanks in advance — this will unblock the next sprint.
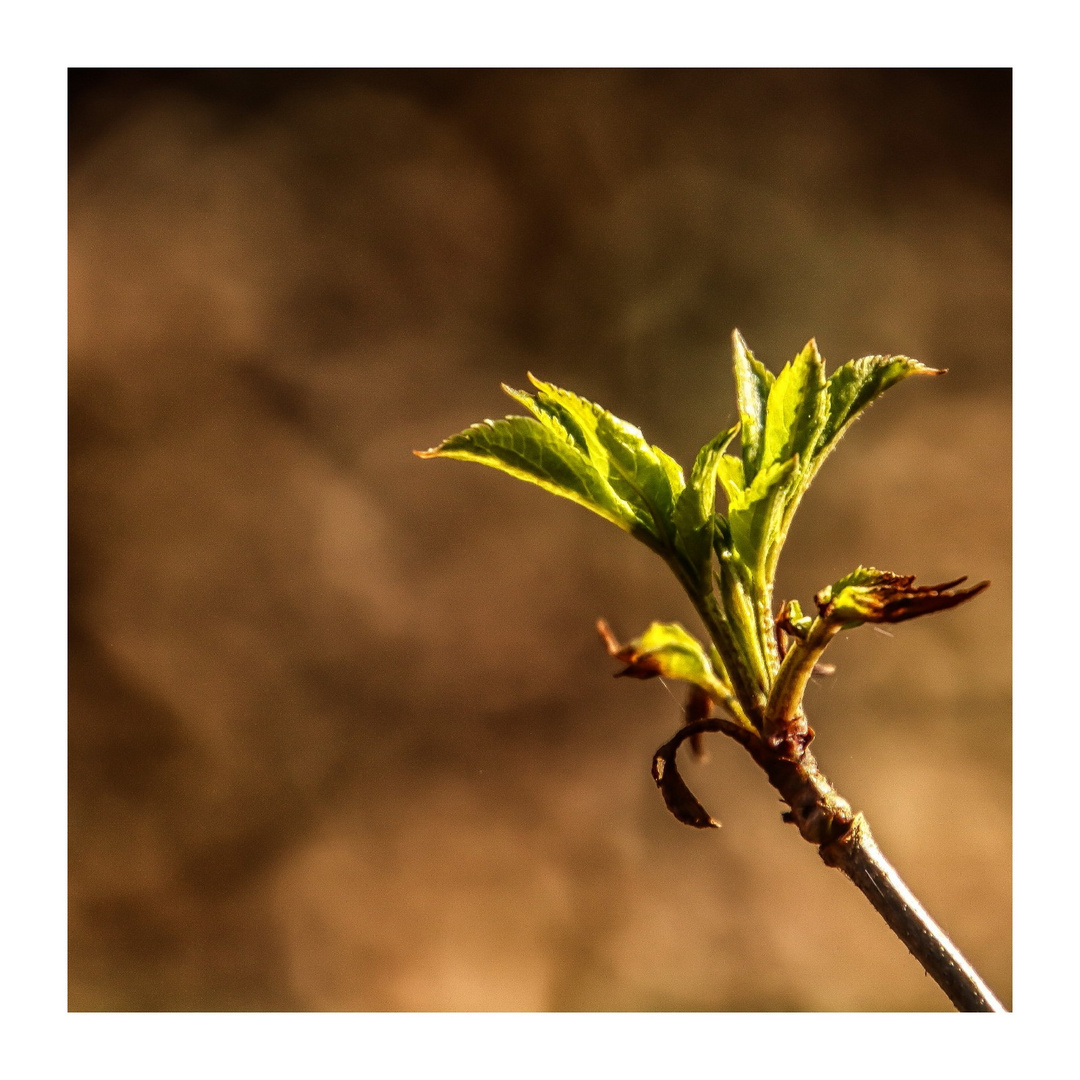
left=418, top=374, right=686, bottom=552
left=417, top=331, right=947, bottom=730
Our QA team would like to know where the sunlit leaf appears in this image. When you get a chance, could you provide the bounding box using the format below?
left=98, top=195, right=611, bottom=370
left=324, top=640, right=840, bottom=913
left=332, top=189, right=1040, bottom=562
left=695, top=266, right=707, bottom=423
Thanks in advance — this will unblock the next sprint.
left=597, top=619, right=730, bottom=701
left=519, top=376, right=685, bottom=542
left=654, top=444, right=689, bottom=504
left=816, top=355, right=943, bottom=461
left=761, top=339, right=828, bottom=477
left=715, top=453, right=745, bottom=506
left=732, top=329, right=775, bottom=483
left=727, top=455, right=797, bottom=571
left=673, top=424, right=738, bottom=581
left=415, top=415, right=639, bottom=533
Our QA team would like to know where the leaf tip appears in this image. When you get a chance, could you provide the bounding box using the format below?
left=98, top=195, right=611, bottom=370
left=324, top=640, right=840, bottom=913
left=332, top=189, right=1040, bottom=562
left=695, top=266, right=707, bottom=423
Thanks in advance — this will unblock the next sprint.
left=596, top=618, right=620, bottom=656
left=731, top=328, right=754, bottom=361
left=413, top=447, right=438, bottom=459
left=896, top=355, right=946, bottom=377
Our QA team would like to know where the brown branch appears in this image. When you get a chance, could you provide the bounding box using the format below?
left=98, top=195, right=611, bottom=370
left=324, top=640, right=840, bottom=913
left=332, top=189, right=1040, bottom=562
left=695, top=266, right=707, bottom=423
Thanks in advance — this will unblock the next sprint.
left=656, top=718, right=1007, bottom=1012
left=820, top=814, right=1006, bottom=1012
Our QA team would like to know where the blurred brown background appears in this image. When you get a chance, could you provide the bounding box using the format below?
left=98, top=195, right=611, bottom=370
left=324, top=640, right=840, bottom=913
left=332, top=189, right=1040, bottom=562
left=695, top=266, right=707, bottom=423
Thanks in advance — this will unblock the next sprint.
left=68, top=69, right=1011, bottom=1011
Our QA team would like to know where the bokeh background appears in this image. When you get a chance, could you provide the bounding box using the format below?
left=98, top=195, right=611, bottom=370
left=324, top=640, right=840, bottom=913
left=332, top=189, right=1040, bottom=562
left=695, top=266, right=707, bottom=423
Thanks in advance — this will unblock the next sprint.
left=68, top=69, right=1011, bottom=1011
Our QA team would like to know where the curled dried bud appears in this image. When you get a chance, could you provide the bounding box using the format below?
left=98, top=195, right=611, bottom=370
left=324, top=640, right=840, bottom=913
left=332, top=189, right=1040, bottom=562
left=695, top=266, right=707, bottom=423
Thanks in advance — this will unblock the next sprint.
left=652, top=720, right=725, bottom=828
left=815, top=568, right=989, bottom=627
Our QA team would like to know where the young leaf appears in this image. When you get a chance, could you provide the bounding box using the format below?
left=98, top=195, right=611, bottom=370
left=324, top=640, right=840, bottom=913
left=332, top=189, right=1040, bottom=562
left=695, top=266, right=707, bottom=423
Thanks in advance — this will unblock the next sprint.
left=816, top=355, right=944, bottom=461
left=732, top=329, right=775, bottom=483
left=714, top=453, right=745, bottom=507
left=520, top=376, right=685, bottom=543
left=725, top=337, right=830, bottom=598
left=673, top=424, right=739, bottom=582
left=654, top=444, right=689, bottom=508
left=726, top=455, right=798, bottom=571
left=596, top=619, right=732, bottom=702
left=760, top=340, right=828, bottom=477
left=415, top=416, right=639, bottom=533
left=762, top=347, right=938, bottom=589
left=815, top=567, right=990, bottom=627
left=591, top=409, right=685, bottom=538
left=501, top=381, right=593, bottom=458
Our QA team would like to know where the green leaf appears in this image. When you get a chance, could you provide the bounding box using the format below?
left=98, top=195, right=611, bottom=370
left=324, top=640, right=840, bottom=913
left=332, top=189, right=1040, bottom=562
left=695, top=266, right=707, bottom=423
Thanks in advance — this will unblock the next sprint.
left=816, top=354, right=943, bottom=460
left=755, top=348, right=941, bottom=593
left=597, top=619, right=730, bottom=701
left=654, top=444, right=689, bottom=507
left=516, top=376, right=685, bottom=542
left=673, top=424, right=738, bottom=582
left=732, top=329, right=775, bottom=483
left=501, top=381, right=592, bottom=457
left=415, top=415, right=640, bottom=533
left=727, top=337, right=827, bottom=592
left=726, top=455, right=798, bottom=571
left=715, top=453, right=745, bottom=506
left=761, top=339, right=828, bottom=477
left=590, top=410, right=685, bottom=537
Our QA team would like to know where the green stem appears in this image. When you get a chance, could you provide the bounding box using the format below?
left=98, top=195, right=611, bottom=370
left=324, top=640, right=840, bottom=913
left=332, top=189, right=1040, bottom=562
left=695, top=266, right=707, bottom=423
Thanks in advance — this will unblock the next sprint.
left=658, top=550, right=764, bottom=726
left=715, top=561, right=769, bottom=693
left=764, top=616, right=839, bottom=749
left=692, top=590, right=768, bottom=726
left=756, top=583, right=780, bottom=680
left=722, top=550, right=778, bottom=689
